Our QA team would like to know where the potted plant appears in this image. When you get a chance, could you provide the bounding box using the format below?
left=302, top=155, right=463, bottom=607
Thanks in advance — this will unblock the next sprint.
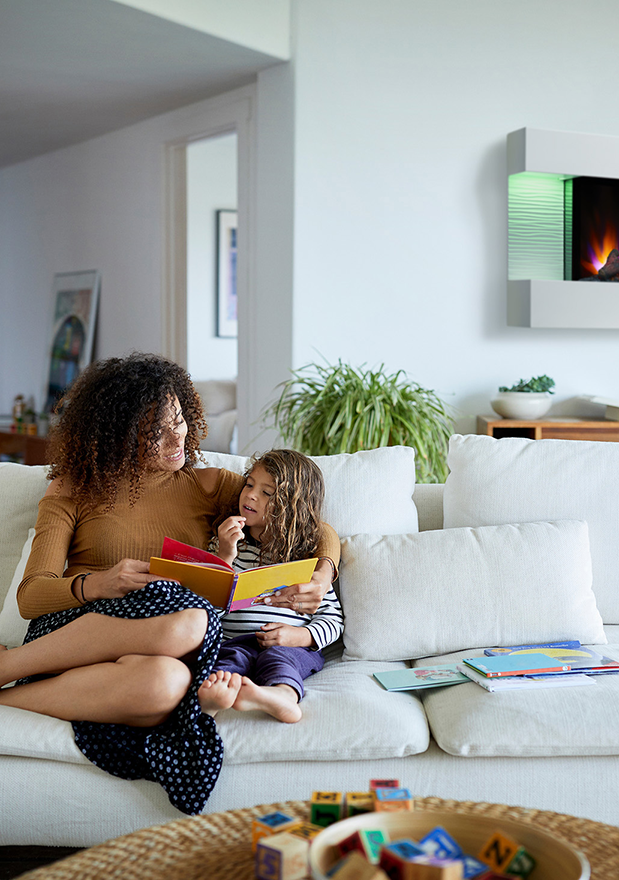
left=491, top=375, right=555, bottom=420
left=260, top=360, right=454, bottom=482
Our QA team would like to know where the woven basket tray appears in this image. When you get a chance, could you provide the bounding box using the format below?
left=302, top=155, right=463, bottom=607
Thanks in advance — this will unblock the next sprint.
left=17, top=797, right=619, bottom=880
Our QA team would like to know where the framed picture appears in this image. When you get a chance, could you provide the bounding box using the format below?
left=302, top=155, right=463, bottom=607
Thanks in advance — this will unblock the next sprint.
left=216, top=209, right=238, bottom=338
left=44, top=270, right=100, bottom=412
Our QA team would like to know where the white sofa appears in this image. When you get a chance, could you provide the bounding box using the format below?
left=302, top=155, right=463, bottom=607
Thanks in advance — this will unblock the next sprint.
left=1, top=435, right=618, bottom=847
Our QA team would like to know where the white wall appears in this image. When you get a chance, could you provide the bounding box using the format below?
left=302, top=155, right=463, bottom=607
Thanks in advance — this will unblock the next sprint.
left=290, top=0, right=619, bottom=432
left=186, top=133, right=237, bottom=381
left=111, top=0, right=291, bottom=58
left=0, top=87, right=253, bottom=416
left=5, top=0, right=619, bottom=436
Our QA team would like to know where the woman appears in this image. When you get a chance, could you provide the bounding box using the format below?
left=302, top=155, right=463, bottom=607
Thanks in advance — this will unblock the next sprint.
left=0, top=353, right=339, bottom=814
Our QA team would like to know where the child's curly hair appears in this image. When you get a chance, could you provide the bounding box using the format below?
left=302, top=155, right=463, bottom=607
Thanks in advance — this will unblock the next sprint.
left=247, top=449, right=325, bottom=564
left=47, top=352, right=207, bottom=509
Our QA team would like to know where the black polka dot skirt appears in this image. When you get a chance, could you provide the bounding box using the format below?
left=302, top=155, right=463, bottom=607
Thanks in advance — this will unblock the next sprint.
left=19, top=581, right=224, bottom=815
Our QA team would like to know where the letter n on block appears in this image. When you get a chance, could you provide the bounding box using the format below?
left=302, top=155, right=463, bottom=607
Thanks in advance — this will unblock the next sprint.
left=478, top=832, right=520, bottom=873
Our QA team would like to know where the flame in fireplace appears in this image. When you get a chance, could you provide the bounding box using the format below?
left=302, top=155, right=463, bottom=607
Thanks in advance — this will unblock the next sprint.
left=582, top=221, right=619, bottom=275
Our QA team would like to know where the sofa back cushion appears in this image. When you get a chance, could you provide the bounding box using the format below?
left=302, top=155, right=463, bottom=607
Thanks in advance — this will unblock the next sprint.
left=0, top=464, right=48, bottom=610
left=340, top=519, right=605, bottom=661
left=443, top=434, right=619, bottom=623
left=200, top=446, right=418, bottom=538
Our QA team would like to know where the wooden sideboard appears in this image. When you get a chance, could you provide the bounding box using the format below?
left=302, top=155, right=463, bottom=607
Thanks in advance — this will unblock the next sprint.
left=0, top=431, right=49, bottom=465
left=477, top=415, right=619, bottom=442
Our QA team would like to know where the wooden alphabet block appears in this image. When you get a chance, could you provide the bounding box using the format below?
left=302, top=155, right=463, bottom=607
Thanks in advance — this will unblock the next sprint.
left=379, top=839, right=425, bottom=879
left=287, top=821, right=323, bottom=842
left=338, top=828, right=390, bottom=864
left=418, top=827, right=462, bottom=861
left=311, top=791, right=345, bottom=827
left=407, top=855, right=464, bottom=879
left=373, top=787, right=414, bottom=812
left=346, top=791, right=375, bottom=816
left=476, top=873, right=514, bottom=879
left=504, top=846, right=536, bottom=878
left=460, top=853, right=491, bottom=878
left=370, top=779, right=400, bottom=790
left=477, top=832, right=520, bottom=873
left=251, top=811, right=300, bottom=852
left=327, top=851, right=390, bottom=879
left=255, top=832, right=309, bottom=880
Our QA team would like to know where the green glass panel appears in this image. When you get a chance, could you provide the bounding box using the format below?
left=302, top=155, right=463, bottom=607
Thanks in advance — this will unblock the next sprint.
left=508, top=172, right=567, bottom=280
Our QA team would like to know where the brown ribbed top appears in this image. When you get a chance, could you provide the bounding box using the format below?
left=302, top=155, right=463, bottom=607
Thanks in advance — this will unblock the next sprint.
left=17, top=468, right=340, bottom=619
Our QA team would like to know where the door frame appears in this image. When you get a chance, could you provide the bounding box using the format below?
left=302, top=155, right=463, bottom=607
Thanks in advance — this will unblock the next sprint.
left=162, top=86, right=256, bottom=450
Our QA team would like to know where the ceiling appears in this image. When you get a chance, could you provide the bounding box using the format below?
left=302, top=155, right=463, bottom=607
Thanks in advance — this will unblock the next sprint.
left=0, top=0, right=283, bottom=169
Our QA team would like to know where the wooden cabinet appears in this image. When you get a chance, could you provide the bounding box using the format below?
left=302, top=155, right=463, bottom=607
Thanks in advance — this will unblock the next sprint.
left=0, top=431, right=49, bottom=465
left=477, top=416, right=619, bottom=442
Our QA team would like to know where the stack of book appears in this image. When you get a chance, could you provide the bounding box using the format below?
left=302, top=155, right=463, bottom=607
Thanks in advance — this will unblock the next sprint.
left=373, top=641, right=619, bottom=694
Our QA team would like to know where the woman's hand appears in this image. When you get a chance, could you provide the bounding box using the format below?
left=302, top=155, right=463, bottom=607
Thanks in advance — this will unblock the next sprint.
left=256, top=623, right=314, bottom=648
left=217, top=516, right=246, bottom=566
left=263, top=558, right=334, bottom=615
left=77, top=559, right=169, bottom=602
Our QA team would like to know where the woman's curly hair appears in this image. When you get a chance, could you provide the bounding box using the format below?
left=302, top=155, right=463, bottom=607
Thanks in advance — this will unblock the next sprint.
left=47, top=352, right=207, bottom=509
left=245, top=449, right=324, bottom=565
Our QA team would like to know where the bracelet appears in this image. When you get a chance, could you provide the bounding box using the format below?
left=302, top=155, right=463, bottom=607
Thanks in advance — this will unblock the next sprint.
left=78, top=572, right=92, bottom=604
left=317, top=556, right=337, bottom=583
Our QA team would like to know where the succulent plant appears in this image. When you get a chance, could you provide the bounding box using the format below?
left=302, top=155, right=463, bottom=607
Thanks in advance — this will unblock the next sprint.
left=498, top=375, right=555, bottom=394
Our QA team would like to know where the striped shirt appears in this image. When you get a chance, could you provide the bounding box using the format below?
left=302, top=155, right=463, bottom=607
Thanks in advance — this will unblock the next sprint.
left=209, top=538, right=344, bottom=652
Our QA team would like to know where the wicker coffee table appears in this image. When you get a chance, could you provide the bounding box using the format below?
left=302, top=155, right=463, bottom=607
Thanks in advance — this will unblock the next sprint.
left=17, top=797, right=619, bottom=880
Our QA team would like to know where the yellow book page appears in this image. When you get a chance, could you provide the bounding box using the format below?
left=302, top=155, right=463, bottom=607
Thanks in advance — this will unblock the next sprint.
left=149, top=557, right=234, bottom=608
left=231, top=558, right=318, bottom=608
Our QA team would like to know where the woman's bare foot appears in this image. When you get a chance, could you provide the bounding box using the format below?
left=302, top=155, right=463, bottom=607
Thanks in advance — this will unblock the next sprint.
left=198, top=670, right=242, bottom=717
left=232, top=677, right=302, bottom=723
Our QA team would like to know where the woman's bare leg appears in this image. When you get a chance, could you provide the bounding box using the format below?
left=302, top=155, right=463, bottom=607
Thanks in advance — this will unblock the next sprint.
left=0, top=654, right=192, bottom=726
left=0, top=609, right=208, bottom=687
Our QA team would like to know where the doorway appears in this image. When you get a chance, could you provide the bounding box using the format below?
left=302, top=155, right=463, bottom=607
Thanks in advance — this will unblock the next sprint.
left=186, top=133, right=238, bottom=381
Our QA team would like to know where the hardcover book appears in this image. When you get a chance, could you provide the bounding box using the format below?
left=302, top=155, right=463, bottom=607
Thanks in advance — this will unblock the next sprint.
left=484, top=640, right=582, bottom=656
left=149, top=537, right=317, bottom=613
left=373, top=665, right=468, bottom=692
left=461, top=654, right=570, bottom=678
left=484, top=642, right=619, bottom=675
left=456, top=665, right=596, bottom=693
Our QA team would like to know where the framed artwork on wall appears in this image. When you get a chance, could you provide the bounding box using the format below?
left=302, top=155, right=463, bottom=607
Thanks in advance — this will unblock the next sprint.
left=216, top=209, right=238, bottom=338
left=44, top=270, right=100, bottom=412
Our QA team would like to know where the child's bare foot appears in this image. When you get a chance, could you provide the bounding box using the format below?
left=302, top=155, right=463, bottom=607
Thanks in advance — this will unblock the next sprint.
left=198, top=670, right=242, bottom=717
left=233, top=677, right=302, bottom=723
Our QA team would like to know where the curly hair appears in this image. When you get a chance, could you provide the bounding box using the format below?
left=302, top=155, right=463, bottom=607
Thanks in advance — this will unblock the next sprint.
left=47, top=352, right=207, bottom=509
left=245, top=449, right=325, bottom=564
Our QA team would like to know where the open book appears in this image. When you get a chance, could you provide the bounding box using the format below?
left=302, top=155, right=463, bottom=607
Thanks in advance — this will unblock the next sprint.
left=149, top=537, right=318, bottom=613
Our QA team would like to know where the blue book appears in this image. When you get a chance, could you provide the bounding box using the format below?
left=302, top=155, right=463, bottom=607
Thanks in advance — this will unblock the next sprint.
left=484, top=640, right=581, bottom=656
left=483, top=643, right=619, bottom=674
left=373, top=665, right=468, bottom=691
left=462, top=653, right=570, bottom=678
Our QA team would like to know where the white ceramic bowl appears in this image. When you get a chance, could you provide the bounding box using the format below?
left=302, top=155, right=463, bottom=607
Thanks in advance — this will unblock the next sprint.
left=309, top=809, right=590, bottom=880
left=490, top=391, right=552, bottom=420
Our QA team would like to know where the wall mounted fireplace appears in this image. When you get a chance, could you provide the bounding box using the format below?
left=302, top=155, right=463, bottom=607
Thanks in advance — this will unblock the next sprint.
left=507, top=127, right=619, bottom=328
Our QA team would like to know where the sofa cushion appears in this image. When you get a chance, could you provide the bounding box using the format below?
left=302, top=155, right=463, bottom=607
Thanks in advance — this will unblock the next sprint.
left=215, top=657, right=430, bottom=763
left=199, top=446, right=418, bottom=538
left=0, top=464, right=48, bottom=609
left=443, top=434, right=619, bottom=623
left=339, top=520, right=605, bottom=662
left=0, top=528, right=33, bottom=648
left=420, top=644, right=619, bottom=757
left=0, top=706, right=88, bottom=764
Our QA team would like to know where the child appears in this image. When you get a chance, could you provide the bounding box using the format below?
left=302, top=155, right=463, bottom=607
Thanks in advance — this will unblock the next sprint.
left=198, top=450, right=343, bottom=723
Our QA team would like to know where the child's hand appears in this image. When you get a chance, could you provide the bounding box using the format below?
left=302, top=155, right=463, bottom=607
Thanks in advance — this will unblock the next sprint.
left=217, top=516, right=246, bottom=565
left=257, top=623, right=314, bottom=649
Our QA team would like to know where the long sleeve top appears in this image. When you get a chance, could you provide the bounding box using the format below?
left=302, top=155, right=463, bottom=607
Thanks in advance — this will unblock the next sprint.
left=18, top=468, right=341, bottom=620
left=211, top=537, right=344, bottom=651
